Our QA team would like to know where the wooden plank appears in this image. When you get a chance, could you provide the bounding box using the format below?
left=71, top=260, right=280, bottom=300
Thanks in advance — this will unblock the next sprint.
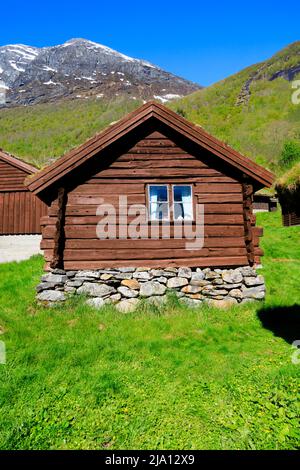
left=24, top=192, right=30, bottom=234
left=62, top=256, right=249, bottom=270
left=128, top=147, right=188, bottom=154
left=254, top=247, right=264, bottom=256
left=14, top=192, right=20, bottom=233
left=197, top=194, right=243, bottom=203
left=253, top=227, right=263, bottom=237
left=194, top=183, right=241, bottom=193
left=19, top=191, right=25, bottom=233
left=0, top=193, right=3, bottom=233
left=72, top=183, right=243, bottom=195
left=0, top=174, right=26, bottom=180
left=61, top=194, right=146, bottom=207
left=87, top=169, right=243, bottom=180
left=61, top=214, right=244, bottom=225
left=2, top=193, right=9, bottom=233
left=117, top=153, right=195, bottom=161
left=71, top=183, right=146, bottom=194
left=135, top=139, right=178, bottom=147
left=109, top=160, right=210, bottom=170
left=42, top=224, right=245, bottom=239
left=58, top=246, right=247, bottom=262
left=242, top=180, right=255, bottom=266
left=0, top=187, right=32, bottom=192
left=49, top=202, right=243, bottom=217
left=32, top=191, right=37, bottom=233
left=8, top=192, right=14, bottom=233
left=41, top=236, right=248, bottom=250
left=84, top=177, right=232, bottom=185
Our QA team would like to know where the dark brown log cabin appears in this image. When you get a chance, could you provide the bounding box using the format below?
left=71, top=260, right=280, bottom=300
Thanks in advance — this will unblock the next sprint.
left=0, top=150, right=47, bottom=235
left=26, top=102, right=274, bottom=270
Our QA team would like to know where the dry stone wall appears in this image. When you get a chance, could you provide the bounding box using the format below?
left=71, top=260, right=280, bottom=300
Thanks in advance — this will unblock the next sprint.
left=36, top=266, right=266, bottom=311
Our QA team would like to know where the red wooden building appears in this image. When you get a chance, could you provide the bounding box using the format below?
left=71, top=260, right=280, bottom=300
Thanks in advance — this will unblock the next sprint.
left=0, top=150, right=47, bottom=235
left=26, top=102, right=274, bottom=270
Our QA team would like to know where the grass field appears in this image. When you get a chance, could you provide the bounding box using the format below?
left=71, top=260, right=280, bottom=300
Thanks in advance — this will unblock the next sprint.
left=0, top=211, right=299, bottom=450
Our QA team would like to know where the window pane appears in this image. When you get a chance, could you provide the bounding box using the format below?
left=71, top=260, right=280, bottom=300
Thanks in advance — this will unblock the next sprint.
left=174, top=203, right=193, bottom=220
left=149, top=185, right=169, bottom=220
left=150, top=202, right=169, bottom=220
left=173, top=186, right=193, bottom=220
left=173, top=185, right=191, bottom=202
left=149, top=185, right=168, bottom=202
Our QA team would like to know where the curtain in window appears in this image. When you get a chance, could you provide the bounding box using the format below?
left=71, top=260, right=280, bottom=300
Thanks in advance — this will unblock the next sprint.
left=149, top=191, right=158, bottom=219
left=173, top=186, right=192, bottom=220
left=149, top=186, right=168, bottom=220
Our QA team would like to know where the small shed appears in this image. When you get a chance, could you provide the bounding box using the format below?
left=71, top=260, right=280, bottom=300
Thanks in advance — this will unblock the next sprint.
left=276, top=162, right=300, bottom=226
left=253, top=190, right=278, bottom=212
left=0, top=150, right=48, bottom=235
left=26, top=102, right=274, bottom=271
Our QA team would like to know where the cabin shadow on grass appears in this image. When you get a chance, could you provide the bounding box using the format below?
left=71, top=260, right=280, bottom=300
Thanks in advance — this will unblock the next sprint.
left=257, top=304, right=300, bottom=344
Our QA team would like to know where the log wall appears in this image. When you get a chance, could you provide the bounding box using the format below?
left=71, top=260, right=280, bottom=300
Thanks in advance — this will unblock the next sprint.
left=0, top=158, right=48, bottom=235
left=40, top=131, right=263, bottom=269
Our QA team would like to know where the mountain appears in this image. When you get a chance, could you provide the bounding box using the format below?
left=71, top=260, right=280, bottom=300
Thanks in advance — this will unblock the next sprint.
left=0, top=38, right=200, bottom=107
left=169, top=41, right=300, bottom=174
left=0, top=41, right=299, bottom=176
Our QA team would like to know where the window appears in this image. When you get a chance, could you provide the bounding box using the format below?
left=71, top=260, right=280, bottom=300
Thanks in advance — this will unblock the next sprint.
left=148, top=184, right=193, bottom=221
left=148, top=185, right=169, bottom=221
left=173, top=185, right=193, bottom=221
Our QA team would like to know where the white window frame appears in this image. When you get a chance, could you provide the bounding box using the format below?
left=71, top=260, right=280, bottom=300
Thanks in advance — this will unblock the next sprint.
left=172, top=184, right=194, bottom=222
left=147, top=184, right=170, bottom=221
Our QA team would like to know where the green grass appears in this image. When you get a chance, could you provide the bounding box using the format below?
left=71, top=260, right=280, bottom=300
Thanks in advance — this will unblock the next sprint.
left=0, top=96, right=141, bottom=168
left=170, top=42, right=300, bottom=175
left=0, top=211, right=299, bottom=450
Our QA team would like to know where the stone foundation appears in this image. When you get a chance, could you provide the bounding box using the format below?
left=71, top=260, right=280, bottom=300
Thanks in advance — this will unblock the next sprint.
left=36, top=266, right=266, bottom=311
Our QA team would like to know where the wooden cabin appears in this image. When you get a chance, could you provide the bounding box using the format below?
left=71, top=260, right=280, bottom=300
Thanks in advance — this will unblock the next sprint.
left=280, top=205, right=300, bottom=226
left=253, top=192, right=277, bottom=213
left=26, top=102, right=274, bottom=271
left=0, top=150, right=48, bottom=235
left=276, top=162, right=300, bottom=227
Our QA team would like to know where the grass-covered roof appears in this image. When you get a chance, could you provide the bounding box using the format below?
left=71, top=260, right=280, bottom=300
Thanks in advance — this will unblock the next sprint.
left=276, top=162, right=300, bottom=191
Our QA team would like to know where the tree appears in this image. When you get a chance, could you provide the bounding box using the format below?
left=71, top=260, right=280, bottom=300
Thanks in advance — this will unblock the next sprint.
left=279, top=140, right=300, bottom=168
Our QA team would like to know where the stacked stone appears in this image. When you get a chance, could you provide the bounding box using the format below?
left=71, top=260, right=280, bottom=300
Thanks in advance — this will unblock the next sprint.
left=36, top=266, right=266, bottom=311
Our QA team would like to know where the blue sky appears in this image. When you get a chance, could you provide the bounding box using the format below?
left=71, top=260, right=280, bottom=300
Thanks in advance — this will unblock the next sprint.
left=1, top=1, right=299, bottom=86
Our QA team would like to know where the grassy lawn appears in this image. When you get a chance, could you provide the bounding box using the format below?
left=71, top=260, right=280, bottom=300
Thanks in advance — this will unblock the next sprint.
left=0, top=211, right=299, bottom=450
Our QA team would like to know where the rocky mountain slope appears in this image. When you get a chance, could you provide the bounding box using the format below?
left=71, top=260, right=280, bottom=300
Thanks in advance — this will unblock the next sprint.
left=0, top=38, right=200, bottom=107
left=0, top=41, right=299, bottom=176
left=170, top=41, right=300, bottom=173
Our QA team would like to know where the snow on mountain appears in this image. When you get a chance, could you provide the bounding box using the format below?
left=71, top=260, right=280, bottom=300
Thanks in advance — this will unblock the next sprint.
left=0, top=38, right=200, bottom=107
